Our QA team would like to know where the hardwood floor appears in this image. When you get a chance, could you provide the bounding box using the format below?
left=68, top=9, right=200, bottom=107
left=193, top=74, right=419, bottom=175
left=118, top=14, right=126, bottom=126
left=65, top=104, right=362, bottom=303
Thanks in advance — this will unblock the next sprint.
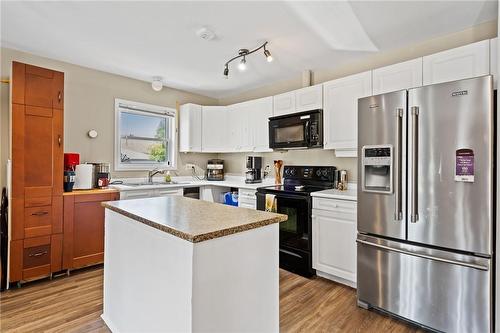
left=1, top=266, right=421, bottom=333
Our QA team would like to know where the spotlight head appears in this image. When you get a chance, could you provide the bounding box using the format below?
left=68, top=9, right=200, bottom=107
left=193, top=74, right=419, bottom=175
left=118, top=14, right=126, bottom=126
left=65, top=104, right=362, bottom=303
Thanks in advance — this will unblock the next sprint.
left=238, top=57, right=247, bottom=71
left=223, top=65, right=229, bottom=78
left=264, top=49, right=273, bottom=62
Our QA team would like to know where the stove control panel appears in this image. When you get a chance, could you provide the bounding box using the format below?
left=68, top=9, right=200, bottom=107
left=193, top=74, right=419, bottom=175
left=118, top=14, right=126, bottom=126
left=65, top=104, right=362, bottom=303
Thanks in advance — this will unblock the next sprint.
left=283, top=166, right=336, bottom=181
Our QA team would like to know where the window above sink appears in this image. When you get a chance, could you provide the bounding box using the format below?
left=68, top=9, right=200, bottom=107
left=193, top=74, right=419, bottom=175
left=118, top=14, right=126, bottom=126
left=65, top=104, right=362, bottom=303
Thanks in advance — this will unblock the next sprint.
left=115, top=98, right=177, bottom=171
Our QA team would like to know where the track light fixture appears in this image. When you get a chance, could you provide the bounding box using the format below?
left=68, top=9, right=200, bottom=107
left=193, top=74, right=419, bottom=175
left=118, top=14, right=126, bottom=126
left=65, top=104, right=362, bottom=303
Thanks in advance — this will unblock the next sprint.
left=223, top=41, right=273, bottom=78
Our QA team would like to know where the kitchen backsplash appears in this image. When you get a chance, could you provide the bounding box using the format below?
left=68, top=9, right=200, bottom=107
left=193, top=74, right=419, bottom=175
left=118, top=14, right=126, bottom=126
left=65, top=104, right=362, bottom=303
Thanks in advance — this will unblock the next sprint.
left=218, top=151, right=357, bottom=182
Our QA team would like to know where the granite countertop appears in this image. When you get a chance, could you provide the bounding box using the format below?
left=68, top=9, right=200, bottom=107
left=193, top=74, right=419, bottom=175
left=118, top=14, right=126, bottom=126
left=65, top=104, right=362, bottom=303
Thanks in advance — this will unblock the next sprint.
left=102, top=196, right=287, bottom=243
left=310, top=188, right=357, bottom=201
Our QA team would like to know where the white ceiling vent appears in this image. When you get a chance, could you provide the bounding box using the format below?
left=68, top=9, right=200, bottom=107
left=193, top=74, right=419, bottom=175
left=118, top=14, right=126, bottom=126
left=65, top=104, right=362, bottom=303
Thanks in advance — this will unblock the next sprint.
left=196, top=27, right=216, bottom=41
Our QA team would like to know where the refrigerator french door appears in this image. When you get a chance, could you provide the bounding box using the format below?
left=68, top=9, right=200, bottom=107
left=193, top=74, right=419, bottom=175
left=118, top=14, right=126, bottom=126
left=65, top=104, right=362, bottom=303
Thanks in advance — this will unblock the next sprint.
left=357, top=75, right=494, bottom=333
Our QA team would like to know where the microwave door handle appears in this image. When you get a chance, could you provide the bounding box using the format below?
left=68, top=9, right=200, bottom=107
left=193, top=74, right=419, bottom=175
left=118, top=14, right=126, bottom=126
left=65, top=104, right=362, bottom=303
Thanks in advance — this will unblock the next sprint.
left=305, top=121, right=310, bottom=143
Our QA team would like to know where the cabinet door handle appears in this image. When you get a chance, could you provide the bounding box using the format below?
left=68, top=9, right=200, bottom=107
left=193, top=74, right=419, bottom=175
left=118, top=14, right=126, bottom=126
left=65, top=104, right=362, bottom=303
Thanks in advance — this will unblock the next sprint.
left=58, top=135, right=62, bottom=147
left=58, top=91, right=62, bottom=102
left=29, top=251, right=48, bottom=257
left=32, top=211, right=49, bottom=216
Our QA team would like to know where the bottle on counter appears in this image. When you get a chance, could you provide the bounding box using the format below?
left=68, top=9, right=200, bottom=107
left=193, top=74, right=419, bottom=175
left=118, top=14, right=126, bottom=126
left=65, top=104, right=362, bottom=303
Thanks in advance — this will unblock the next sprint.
left=165, top=171, right=172, bottom=183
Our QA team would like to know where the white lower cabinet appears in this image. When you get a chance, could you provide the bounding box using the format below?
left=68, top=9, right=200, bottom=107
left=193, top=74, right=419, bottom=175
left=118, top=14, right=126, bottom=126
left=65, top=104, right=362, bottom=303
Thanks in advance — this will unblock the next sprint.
left=119, top=187, right=183, bottom=200
left=312, top=197, right=357, bottom=287
left=238, top=188, right=257, bottom=209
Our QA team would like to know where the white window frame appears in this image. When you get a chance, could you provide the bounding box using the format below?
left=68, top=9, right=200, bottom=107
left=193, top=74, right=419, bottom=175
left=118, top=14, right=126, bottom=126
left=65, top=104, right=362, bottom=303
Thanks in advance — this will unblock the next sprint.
left=114, top=98, right=177, bottom=171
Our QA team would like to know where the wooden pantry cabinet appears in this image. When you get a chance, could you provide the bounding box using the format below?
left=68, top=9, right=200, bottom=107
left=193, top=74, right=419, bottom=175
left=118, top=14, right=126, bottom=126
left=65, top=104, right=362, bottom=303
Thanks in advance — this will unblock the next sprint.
left=10, top=61, right=65, bottom=283
left=63, top=190, right=119, bottom=270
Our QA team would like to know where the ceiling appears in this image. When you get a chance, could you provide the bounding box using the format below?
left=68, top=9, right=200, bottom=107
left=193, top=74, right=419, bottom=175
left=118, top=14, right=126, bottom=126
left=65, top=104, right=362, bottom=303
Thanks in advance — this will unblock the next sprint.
left=1, top=1, right=497, bottom=99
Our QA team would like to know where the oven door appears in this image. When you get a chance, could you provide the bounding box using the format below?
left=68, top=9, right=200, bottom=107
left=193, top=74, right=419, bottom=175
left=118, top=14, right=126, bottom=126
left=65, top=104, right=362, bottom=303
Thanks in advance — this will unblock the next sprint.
left=269, top=114, right=310, bottom=149
left=257, top=192, right=313, bottom=276
left=256, top=192, right=311, bottom=252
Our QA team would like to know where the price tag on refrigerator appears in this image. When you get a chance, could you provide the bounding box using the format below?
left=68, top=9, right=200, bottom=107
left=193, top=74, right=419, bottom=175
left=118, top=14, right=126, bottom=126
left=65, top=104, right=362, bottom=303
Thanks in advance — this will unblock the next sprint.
left=455, top=149, right=474, bottom=182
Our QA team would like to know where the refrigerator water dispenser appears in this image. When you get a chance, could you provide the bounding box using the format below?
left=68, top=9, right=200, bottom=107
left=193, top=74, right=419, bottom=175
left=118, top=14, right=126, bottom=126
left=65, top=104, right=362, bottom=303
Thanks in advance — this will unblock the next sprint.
left=362, top=145, right=393, bottom=193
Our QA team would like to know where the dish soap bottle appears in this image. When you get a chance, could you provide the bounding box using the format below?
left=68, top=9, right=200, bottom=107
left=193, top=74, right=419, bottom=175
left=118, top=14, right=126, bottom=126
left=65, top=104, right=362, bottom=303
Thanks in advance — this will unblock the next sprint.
left=165, top=171, right=172, bottom=183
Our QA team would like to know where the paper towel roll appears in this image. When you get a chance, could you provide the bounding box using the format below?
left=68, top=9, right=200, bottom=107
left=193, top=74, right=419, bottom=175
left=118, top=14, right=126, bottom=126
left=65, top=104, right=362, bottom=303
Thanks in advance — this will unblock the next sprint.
left=73, top=164, right=94, bottom=189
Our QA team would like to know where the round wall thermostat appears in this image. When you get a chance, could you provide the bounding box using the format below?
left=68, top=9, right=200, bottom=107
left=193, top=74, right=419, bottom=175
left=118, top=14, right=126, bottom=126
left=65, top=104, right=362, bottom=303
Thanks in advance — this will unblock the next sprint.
left=88, top=130, right=98, bottom=138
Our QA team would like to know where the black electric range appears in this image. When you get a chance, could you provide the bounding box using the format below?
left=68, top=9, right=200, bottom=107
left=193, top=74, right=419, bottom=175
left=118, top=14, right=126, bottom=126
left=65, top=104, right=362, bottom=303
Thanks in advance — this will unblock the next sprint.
left=256, top=165, right=336, bottom=277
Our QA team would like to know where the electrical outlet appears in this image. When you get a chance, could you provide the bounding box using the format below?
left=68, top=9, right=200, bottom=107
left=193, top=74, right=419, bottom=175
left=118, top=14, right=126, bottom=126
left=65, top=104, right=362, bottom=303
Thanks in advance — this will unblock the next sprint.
left=185, top=163, right=195, bottom=170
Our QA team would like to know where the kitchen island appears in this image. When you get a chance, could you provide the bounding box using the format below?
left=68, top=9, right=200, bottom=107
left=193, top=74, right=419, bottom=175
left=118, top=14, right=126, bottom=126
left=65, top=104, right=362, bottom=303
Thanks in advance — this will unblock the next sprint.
left=101, top=196, right=287, bottom=333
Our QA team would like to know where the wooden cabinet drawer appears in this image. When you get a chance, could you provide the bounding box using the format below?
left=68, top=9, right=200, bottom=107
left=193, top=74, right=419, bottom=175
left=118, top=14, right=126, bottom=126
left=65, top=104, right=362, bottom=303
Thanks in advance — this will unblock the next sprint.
left=25, top=196, right=52, bottom=207
left=24, top=206, right=52, bottom=237
left=23, top=244, right=51, bottom=269
left=312, top=198, right=356, bottom=214
left=22, top=236, right=52, bottom=280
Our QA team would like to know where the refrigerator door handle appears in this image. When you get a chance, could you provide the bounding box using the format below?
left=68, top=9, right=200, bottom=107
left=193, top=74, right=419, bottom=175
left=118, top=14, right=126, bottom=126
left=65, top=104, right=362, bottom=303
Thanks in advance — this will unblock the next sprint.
left=356, top=239, right=489, bottom=271
left=394, top=108, right=403, bottom=221
left=410, top=106, right=419, bottom=223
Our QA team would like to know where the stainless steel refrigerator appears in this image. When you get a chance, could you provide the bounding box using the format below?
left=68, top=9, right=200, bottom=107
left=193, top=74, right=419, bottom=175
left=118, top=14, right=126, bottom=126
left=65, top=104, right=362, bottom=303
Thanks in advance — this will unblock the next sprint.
left=357, top=75, right=494, bottom=332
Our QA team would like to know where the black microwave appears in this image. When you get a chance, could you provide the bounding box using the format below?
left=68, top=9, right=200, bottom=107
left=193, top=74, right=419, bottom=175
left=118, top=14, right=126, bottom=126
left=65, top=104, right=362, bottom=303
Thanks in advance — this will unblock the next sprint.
left=269, top=110, right=323, bottom=149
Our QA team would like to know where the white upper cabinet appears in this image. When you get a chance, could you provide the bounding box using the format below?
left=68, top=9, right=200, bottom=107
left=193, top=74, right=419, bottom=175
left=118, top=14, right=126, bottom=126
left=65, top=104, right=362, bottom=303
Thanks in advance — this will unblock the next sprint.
left=295, top=84, right=323, bottom=112
left=323, top=71, right=372, bottom=154
left=273, top=86, right=323, bottom=117
left=250, top=96, right=273, bottom=152
left=179, top=103, right=202, bottom=152
left=490, top=38, right=497, bottom=89
left=201, top=106, right=228, bottom=153
left=228, top=102, right=253, bottom=152
left=423, top=39, right=490, bottom=85
left=372, top=58, right=423, bottom=95
left=273, top=91, right=296, bottom=117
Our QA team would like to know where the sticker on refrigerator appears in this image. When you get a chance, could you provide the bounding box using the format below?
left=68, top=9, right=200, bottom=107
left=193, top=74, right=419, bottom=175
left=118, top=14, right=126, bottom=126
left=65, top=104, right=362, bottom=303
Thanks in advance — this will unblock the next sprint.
left=455, top=149, right=474, bottom=182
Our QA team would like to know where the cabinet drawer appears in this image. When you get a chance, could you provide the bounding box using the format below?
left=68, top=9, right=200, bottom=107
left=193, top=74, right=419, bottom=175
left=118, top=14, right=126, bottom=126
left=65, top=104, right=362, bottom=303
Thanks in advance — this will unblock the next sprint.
left=22, top=236, right=52, bottom=280
left=313, top=198, right=356, bottom=213
left=25, top=196, right=52, bottom=207
left=120, top=190, right=153, bottom=200
left=154, top=188, right=183, bottom=197
left=238, top=188, right=256, bottom=199
left=24, top=206, right=52, bottom=237
left=23, top=244, right=51, bottom=269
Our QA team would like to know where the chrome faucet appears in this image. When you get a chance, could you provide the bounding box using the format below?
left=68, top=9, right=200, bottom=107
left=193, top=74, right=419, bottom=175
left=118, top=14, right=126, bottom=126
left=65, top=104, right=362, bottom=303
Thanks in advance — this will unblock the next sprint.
left=148, top=169, right=164, bottom=183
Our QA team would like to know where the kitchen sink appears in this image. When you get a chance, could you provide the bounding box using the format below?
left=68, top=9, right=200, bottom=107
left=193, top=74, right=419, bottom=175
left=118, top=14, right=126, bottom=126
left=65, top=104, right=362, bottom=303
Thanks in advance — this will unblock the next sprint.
left=123, top=181, right=190, bottom=187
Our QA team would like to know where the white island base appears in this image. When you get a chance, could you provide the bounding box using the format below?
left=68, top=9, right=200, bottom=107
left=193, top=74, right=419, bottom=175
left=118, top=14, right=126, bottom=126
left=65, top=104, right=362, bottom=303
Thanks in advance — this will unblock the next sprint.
left=102, top=209, right=279, bottom=333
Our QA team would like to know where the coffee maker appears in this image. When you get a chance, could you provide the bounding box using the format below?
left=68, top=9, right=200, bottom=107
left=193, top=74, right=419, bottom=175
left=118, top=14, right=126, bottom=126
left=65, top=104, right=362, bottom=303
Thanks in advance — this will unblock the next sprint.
left=245, top=156, right=262, bottom=184
left=207, top=159, right=224, bottom=181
